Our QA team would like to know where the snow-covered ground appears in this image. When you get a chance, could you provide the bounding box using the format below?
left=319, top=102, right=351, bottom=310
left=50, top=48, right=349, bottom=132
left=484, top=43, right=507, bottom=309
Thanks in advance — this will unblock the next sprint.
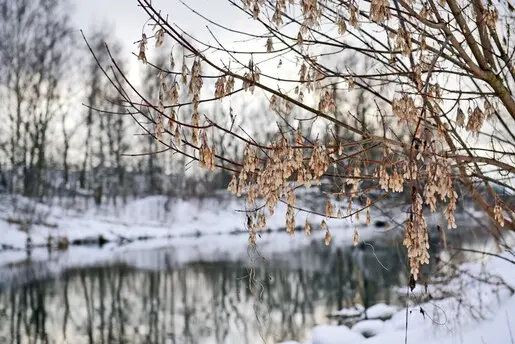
left=281, top=250, right=515, bottom=344
left=0, top=193, right=392, bottom=264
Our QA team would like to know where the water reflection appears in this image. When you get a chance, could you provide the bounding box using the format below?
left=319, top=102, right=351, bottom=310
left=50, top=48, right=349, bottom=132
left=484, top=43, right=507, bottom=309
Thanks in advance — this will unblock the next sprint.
left=0, top=235, right=444, bottom=344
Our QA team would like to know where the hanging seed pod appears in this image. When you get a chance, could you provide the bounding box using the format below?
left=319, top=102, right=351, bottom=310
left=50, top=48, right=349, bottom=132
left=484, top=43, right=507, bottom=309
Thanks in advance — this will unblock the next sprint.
left=304, top=218, right=311, bottom=236
left=456, top=107, right=465, bottom=127
left=325, top=200, right=334, bottom=217
left=325, top=231, right=332, bottom=246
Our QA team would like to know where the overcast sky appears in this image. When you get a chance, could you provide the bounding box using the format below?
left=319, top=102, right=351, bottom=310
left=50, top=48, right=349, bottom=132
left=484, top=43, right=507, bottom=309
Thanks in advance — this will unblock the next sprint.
left=72, top=0, right=253, bottom=59
left=73, top=0, right=187, bottom=69
left=74, top=0, right=187, bottom=39
left=71, top=1, right=265, bottom=84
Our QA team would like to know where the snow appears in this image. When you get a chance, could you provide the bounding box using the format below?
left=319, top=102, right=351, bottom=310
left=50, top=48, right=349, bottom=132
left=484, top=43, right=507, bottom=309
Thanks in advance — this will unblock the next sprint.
left=0, top=194, right=395, bottom=270
left=311, top=325, right=365, bottom=344
left=364, top=293, right=515, bottom=344
left=0, top=194, right=390, bottom=254
left=331, top=303, right=398, bottom=322
left=333, top=304, right=365, bottom=318
left=351, top=320, right=384, bottom=337
left=365, top=303, right=399, bottom=320
left=0, top=225, right=392, bottom=285
left=284, top=250, right=515, bottom=344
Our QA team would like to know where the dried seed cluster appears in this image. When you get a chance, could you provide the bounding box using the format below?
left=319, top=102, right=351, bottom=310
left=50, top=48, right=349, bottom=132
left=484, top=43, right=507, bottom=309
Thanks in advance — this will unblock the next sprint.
left=484, top=6, right=499, bottom=29
left=423, top=157, right=457, bottom=229
left=199, top=132, right=216, bottom=170
left=243, top=58, right=261, bottom=94
left=376, top=152, right=459, bottom=278
left=337, top=13, right=347, bottom=34
left=392, top=95, right=418, bottom=125
left=214, top=74, right=235, bottom=99
left=227, top=130, right=333, bottom=243
left=403, top=192, right=429, bottom=281
left=300, top=0, right=321, bottom=28
left=423, top=158, right=452, bottom=211
left=137, top=33, right=147, bottom=64
left=493, top=204, right=505, bottom=227
left=370, top=0, right=390, bottom=23
left=466, top=106, right=485, bottom=134
left=318, top=90, right=336, bottom=113
left=395, top=27, right=412, bottom=56
left=456, top=107, right=466, bottom=127
left=349, top=5, right=359, bottom=27
left=377, top=164, right=405, bottom=193
left=298, top=60, right=323, bottom=93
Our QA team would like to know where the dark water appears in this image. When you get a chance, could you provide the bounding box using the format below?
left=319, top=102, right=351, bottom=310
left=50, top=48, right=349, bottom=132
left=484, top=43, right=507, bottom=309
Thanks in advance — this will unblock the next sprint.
left=0, top=228, right=478, bottom=344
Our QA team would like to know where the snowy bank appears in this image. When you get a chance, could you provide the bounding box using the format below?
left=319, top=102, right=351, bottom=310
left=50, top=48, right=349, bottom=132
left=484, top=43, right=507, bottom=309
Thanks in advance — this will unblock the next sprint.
left=0, top=194, right=391, bottom=252
left=282, top=250, right=515, bottom=344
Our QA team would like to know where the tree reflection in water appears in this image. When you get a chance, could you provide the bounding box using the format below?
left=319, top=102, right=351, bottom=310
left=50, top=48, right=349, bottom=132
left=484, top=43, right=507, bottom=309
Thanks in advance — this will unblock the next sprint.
left=0, top=238, right=426, bottom=344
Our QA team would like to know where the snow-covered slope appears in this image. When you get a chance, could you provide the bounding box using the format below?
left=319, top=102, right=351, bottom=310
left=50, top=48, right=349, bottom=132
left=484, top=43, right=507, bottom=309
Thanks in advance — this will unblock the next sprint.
left=281, top=251, right=515, bottom=344
left=0, top=194, right=391, bottom=250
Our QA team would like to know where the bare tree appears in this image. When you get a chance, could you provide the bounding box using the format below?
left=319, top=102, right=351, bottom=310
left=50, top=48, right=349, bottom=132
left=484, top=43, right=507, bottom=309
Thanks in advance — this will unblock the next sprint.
left=0, top=0, right=74, bottom=198
left=81, top=28, right=130, bottom=206
left=90, top=0, right=514, bottom=279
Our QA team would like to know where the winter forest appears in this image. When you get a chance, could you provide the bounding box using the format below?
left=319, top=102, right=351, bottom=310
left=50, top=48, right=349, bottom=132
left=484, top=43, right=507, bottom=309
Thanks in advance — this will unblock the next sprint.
left=0, top=0, right=514, bottom=343
left=0, top=0, right=231, bottom=202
